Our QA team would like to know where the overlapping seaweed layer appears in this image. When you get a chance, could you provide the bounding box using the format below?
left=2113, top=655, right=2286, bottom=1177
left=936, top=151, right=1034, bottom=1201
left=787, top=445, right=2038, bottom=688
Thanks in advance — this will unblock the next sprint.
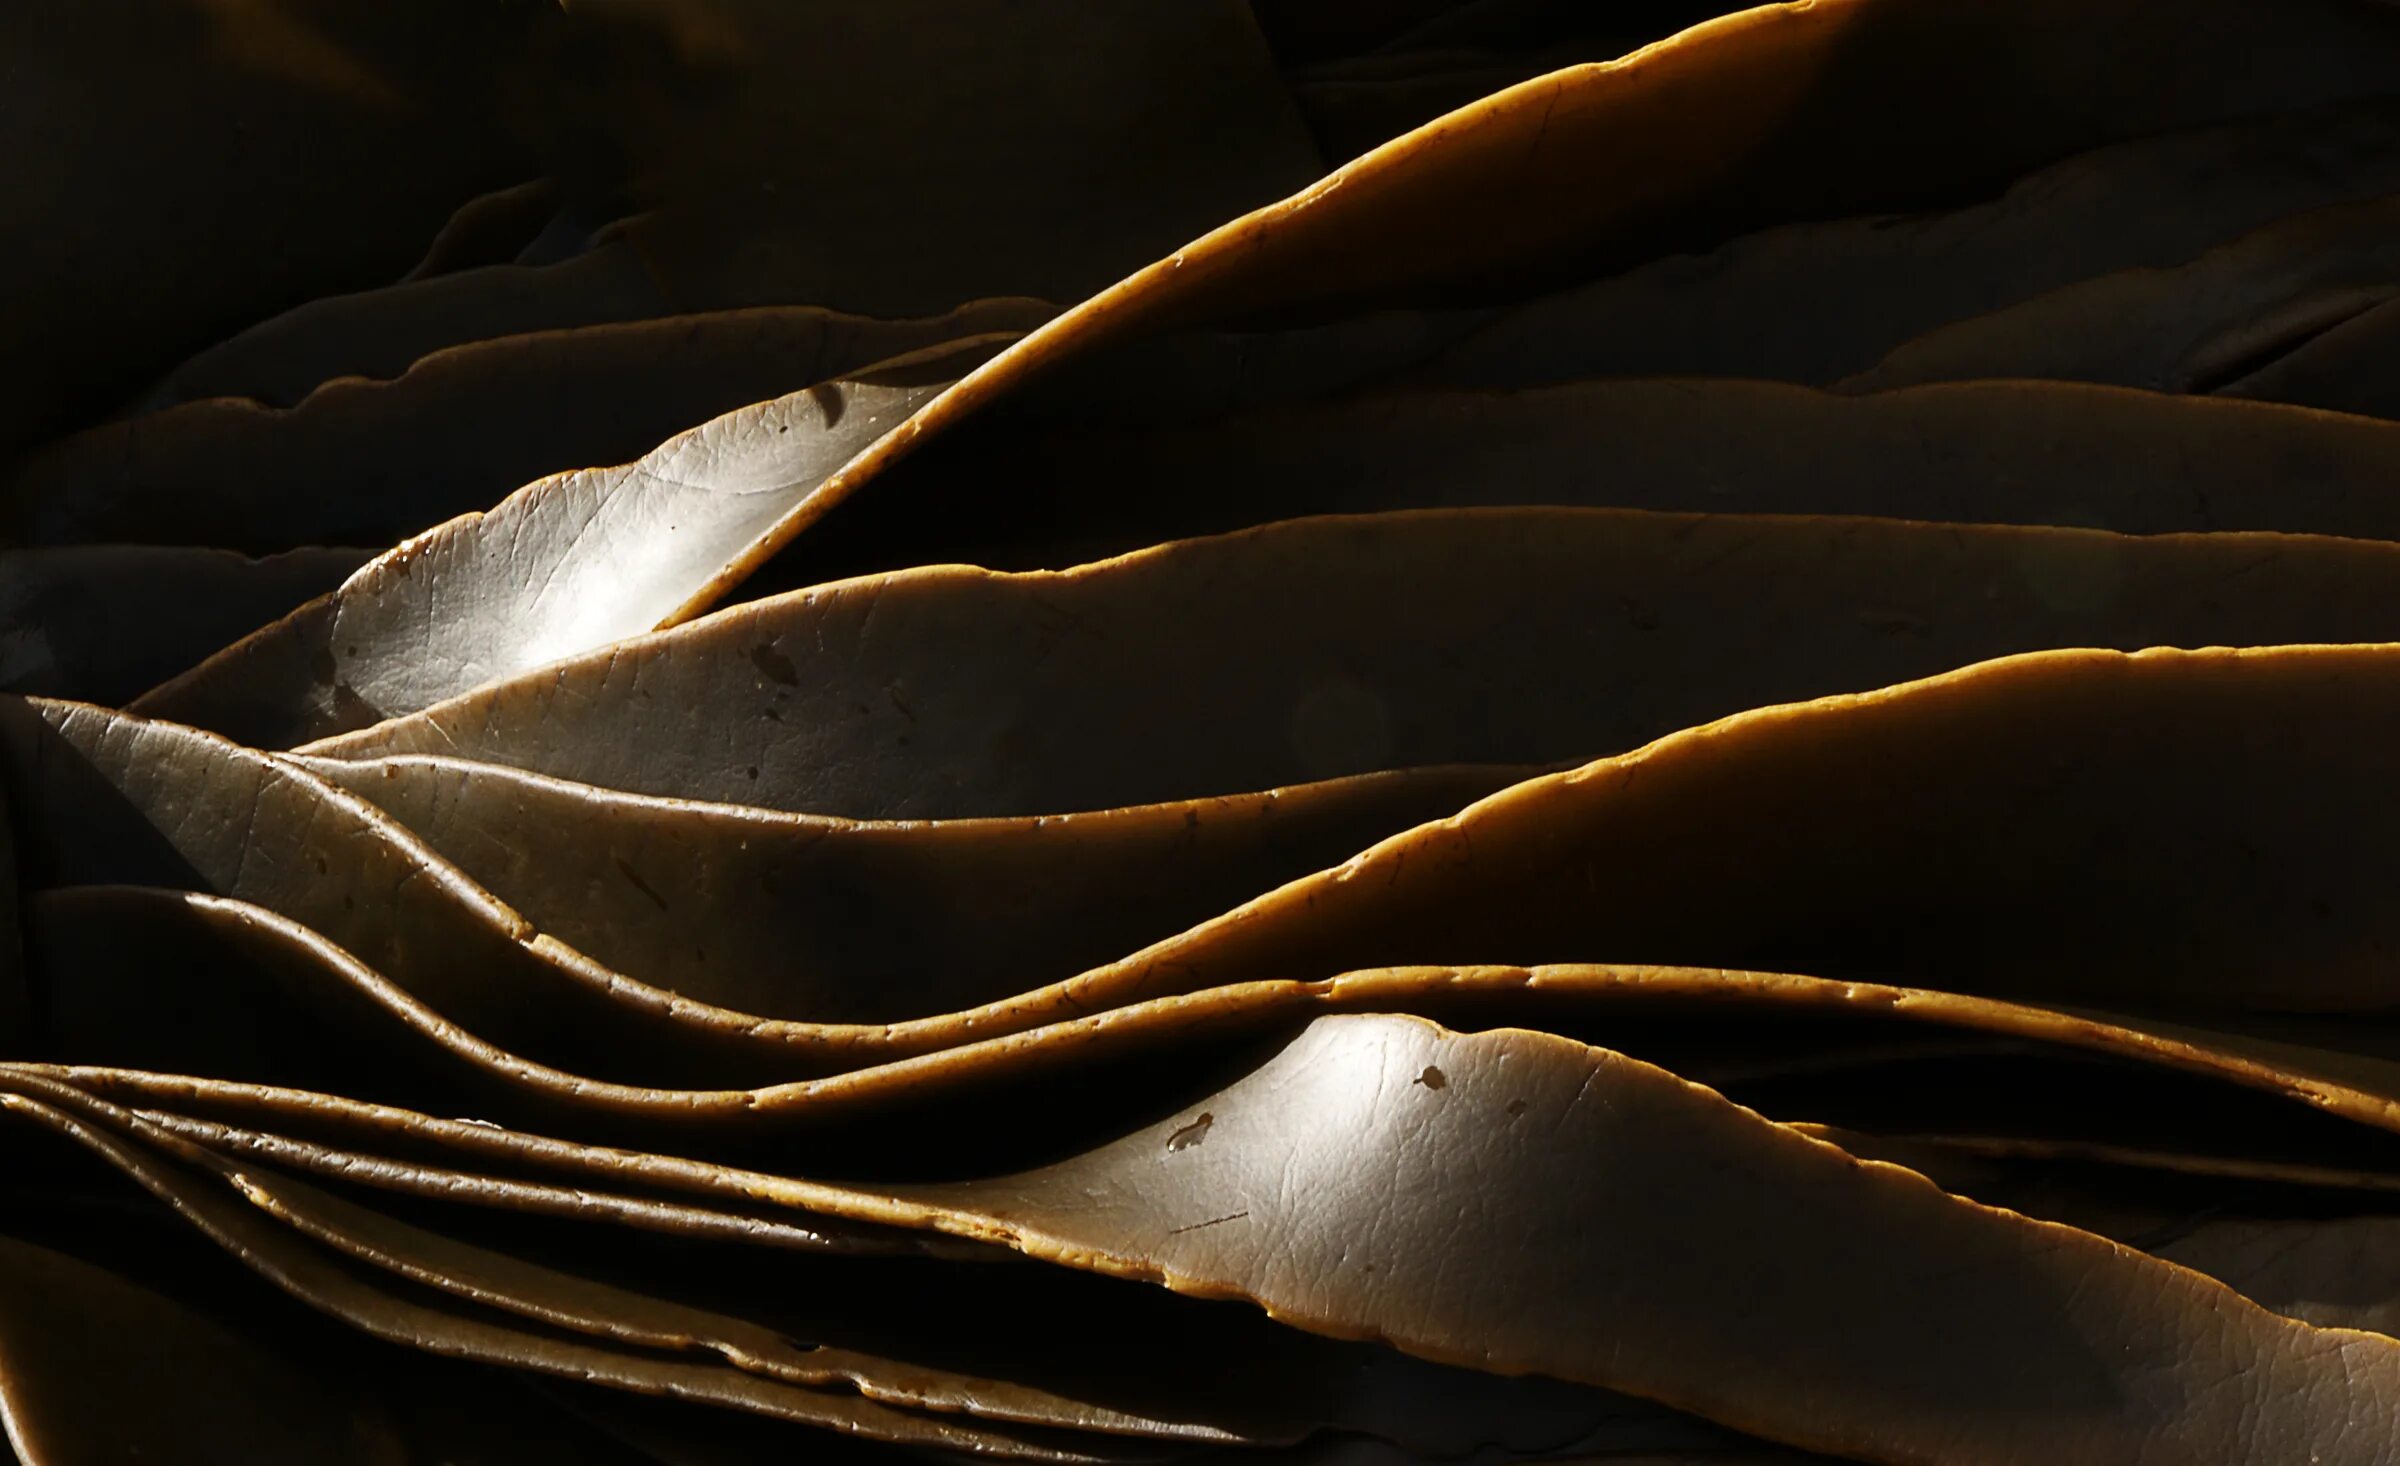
left=13, top=3, right=2400, bottom=1461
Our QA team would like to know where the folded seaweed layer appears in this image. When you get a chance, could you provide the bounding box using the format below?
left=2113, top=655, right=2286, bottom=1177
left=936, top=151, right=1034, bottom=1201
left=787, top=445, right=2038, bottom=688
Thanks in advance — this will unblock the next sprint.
left=31, top=1016, right=2400, bottom=1462
left=18, top=753, right=1516, bottom=1050
left=865, top=1015, right=2400, bottom=1462
left=26, top=1, right=2400, bottom=1455
left=35, top=892, right=2400, bottom=1197
left=0, top=697, right=821, bottom=1091
left=1840, top=193, right=2400, bottom=394
left=3, top=299, right=1058, bottom=556
left=4, top=706, right=1524, bottom=1097
left=306, top=510, right=2400, bottom=816
left=34, top=866, right=2400, bottom=1173
left=14, top=1108, right=2380, bottom=1458
left=35, top=638, right=2400, bottom=1077
left=0, top=1124, right=878, bottom=1466
left=0, top=1055, right=2361, bottom=1466
left=0, top=1069, right=1778, bottom=1461
left=1056, top=645, right=2400, bottom=1017
left=295, top=757, right=1534, bottom=1022
left=32, top=977, right=2400, bottom=1245
left=7, top=763, right=1922, bottom=1121
left=132, top=334, right=1011, bottom=747
left=30, top=641, right=2400, bottom=1108
left=120, top=0, right=2400, bottom=748
left=73, top=0, right=2400, bottom=755
left=0, top=1087, right=1150, bottom=1463
left=496, top=0, right=2389, bottom=683
left=120, top=305, right=1496, bottom=748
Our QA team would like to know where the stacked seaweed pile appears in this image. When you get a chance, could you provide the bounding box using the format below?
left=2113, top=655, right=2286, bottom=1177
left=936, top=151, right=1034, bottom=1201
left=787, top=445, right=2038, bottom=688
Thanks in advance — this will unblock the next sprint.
left=11, top=1, right=2400, bottom=1460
